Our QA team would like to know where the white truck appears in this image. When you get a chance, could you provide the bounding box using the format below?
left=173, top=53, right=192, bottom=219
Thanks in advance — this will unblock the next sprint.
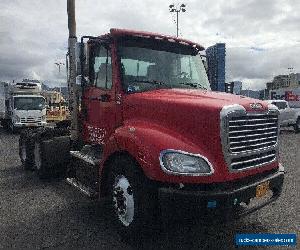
left=0, top=80, right=47, bottom=132
left=268, top=87, right=300, bottom=132
left=266, top=99, right=300, bottom=132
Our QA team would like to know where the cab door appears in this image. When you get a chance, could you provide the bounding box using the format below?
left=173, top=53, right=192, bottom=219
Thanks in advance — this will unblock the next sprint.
left=82, top=43, right=117, bottom=145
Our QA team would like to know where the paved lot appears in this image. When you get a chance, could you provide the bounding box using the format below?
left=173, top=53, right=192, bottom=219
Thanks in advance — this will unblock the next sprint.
left=0, top=127, right=299, bottom=249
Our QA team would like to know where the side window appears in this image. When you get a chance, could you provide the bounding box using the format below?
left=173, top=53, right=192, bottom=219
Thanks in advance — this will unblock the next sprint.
left=92, top=45, right=112, bottom=89
left=272, top=101, right=287, bottom=109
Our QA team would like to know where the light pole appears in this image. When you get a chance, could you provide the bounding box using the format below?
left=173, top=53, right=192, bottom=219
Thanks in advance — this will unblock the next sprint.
left=55, top=62, right=64, bottom=73
left=67, top=0, right=78, bottom=140
left=55, top=62, right=65, bottom=94
left=169, top=3, right=186, bottom=37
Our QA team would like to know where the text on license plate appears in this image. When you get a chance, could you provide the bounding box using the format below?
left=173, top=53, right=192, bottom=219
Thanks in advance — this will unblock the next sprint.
left=256, top=181, right=270, bottom=198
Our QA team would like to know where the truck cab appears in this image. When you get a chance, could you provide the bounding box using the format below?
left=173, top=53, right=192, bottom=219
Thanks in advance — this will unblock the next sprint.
left=20, top=29, right=284, bottom=237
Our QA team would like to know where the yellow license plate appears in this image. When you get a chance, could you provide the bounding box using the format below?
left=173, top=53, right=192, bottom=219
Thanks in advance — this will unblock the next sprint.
left=256, top=181, right=270, bottom=198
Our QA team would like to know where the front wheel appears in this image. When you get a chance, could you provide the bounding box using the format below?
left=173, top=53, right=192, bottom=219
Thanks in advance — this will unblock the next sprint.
left=108, top=156, right=158, bottom=238
left=294, top=118, right=300, bottom=133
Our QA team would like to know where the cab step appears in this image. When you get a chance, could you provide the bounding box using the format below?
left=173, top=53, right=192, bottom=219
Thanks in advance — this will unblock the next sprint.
left=70, top=144, right=102, bottom=166
left=66, top=177, right=98, bottom=198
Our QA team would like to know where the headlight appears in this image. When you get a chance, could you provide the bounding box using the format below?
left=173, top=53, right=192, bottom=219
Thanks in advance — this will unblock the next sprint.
left=159, top=150, right=214, bottom=176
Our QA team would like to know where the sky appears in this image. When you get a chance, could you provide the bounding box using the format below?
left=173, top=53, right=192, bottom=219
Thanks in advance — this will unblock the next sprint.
left=0, top=0, right=299, bottom=90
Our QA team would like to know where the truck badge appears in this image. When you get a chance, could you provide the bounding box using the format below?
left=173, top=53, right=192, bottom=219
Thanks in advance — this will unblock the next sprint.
left=250, top=103, right=263, bottom=110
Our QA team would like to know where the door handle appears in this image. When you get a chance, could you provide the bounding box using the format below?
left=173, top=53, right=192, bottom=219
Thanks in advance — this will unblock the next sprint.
left=99, top=94, right=111, bottom=102
left=89, top=94, right=111, bottom=102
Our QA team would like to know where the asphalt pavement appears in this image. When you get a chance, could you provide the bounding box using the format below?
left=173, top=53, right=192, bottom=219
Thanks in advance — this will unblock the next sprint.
left=0, top=127, right=299, bottom=249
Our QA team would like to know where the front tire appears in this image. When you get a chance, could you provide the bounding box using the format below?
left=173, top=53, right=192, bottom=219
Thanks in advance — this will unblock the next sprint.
left=108, top=156, right=158, bottom=238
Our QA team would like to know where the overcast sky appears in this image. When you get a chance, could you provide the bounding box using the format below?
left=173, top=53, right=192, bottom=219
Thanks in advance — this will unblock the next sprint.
left=0, top=0, right=299, bottom=90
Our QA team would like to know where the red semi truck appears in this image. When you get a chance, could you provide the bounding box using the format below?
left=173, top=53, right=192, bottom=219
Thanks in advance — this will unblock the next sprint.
left=19, top=29, right=284, bottom=236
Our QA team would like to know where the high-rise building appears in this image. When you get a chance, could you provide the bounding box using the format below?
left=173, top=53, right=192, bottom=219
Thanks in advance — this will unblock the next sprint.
left=206, top=43, right=226, bottom=91
left=232, top=81, right=242, bottom=95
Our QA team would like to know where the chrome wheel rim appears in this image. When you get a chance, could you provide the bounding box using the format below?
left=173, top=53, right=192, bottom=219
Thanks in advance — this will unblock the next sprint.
left=34, top=142, right=41, bottom=170
left=112, top=175, right=134, bottom=227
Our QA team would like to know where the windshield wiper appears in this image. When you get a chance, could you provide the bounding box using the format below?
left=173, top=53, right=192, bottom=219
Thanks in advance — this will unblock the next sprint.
left=177, top=82, right=207, bottom=89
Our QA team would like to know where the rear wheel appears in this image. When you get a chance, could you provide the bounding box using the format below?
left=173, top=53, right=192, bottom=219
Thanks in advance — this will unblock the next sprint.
left=108, top=156, right=158, bottom=239
left=33, top=129, right=54, bottom=179
left=19, top=129, right=35, bottom=170
left=1, top=120, right=9, bottom=130
left=34, top=140, right=50, bottom=179
left=32, top=127, right=70, bottom=179
left=9, top=122, right=17, bottom=134
left=294, top=118, right=300, bottom=133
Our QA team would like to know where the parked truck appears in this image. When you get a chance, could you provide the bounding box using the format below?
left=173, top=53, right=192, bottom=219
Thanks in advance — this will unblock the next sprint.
left=0, top=80, right=47, bottom=132
left=266, top=99, right=300, bottom=132
left=19, top=29, right=284, bottom=237
left=268, top=87, right=300, bottom=132
left=0, top=82, right=8, bottom=124
left=42, top=91, right=69, bottom=122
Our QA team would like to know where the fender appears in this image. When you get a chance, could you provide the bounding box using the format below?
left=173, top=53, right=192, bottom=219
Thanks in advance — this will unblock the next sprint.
left=107, top=120, right=230, bottom=184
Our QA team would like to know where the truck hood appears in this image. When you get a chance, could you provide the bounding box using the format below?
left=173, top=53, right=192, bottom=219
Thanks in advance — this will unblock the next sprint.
left=124, top=88, right=268, bottom=111
left=122, top=89, right=270, bottom=180
left=123, top=88, right=268, bottom=122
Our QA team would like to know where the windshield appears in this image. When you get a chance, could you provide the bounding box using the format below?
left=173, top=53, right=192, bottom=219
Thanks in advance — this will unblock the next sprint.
left=14, top=97, right=45, bottom=110
left=119, top=45, right=210, bottom=93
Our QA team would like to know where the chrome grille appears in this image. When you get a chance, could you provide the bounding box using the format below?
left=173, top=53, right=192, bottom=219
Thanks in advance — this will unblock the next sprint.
left=220, top=104, right=279, bottom=172
left=20, top=117, right=42, bottom=123
left=231, top=150, right=277, bottom=170
left=228, top=114, right=278, bottom=153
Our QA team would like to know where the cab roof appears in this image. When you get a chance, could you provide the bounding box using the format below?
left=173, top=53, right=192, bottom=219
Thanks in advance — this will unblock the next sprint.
left=94, top=28, right=205, bottom=51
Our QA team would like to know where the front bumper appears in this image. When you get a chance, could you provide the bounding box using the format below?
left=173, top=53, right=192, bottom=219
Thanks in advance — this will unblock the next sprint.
left=158, top=168, right=284, bottom=221
left=14, top=121, right=47, bottom=128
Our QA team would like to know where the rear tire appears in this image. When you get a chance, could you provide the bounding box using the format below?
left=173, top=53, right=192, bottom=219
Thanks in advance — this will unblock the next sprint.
left=19, top=129, right=35, bottom=170
left=1, top=120, right=9, bottom=130
left=294, top=118, right=300, bottom=133
left=10, top=123, right=17, bottom=134
left=32, top=128, right=55, bottom=179
left=107, top=156, right=158, bottom=239
left=33, top=127, right=70, bottom=179
left=34, top=140, right=50, bottom=179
